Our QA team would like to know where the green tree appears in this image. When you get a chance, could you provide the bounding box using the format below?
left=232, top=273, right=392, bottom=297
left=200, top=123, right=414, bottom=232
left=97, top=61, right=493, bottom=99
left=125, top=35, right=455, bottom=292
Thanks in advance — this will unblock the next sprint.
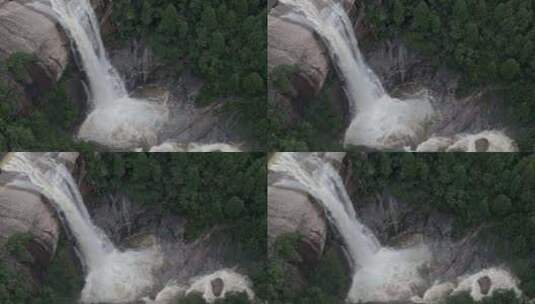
left=500, top=59, right=520, bottom=80
left=158, top=4, right=180, bottom=36
left=225, top=196, right=245, bottom=218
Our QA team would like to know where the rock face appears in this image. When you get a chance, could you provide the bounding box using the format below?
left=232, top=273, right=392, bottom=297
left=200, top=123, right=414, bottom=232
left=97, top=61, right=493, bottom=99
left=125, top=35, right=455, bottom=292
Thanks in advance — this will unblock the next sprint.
left=0, top=153, right=79, bottom=282
left=0, top=185, right=60, bottom=264
left=211, top=278, right=224, bottom=297
left=478, top=276, right=492, bottom=295
left=0, top=1, right=68, bottom=83
left=268, top=13, right=329, bottom=99
left=268, top=186, right=327, bottom=263
left=268, top=0, right=357, bottom=98
left=110, top=40, right=158, bottom=91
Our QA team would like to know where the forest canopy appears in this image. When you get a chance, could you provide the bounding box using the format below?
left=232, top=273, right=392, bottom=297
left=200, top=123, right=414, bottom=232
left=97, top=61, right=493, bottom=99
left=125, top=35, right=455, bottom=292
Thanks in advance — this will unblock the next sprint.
left=350, top=153, right=535, bottom=298
left=111, top=0, right=268, bottom=142
left=365, top=0, right=535, bottom=150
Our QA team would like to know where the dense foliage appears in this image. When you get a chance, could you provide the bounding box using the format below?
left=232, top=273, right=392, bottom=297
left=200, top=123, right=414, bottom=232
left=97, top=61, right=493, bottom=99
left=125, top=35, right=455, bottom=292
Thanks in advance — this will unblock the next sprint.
left=0, top=234, right=82, bottom=304
left=0, top=54, right=91, bottom=151
left=255, top=233, right=348, bottom=304
left=268, top=66, right=344, bottom=151
left=86, top=153, right=266, bottom=258
left=350, top=153, right=535, bottom=297
left=111, top=0, right=267, bottom=144
left=365, top=0, right=535, bottom=150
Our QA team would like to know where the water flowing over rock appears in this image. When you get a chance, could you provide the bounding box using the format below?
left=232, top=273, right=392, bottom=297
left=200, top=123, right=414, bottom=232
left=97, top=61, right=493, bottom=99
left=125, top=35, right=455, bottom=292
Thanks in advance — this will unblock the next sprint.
left=271, top=153, right=432, bottom=303
left=145, top=269, right=254, bottom=304
left=148, top=142, right=242, bottom=153
left=416, top=131, right=518, bottom=152
left=47, top=0, right=169, bottom=149
left=452, top=268, right=521, bottom=301
left=277, top=0, right=434, bottom=150
left=186, top=269, right=255, bottom=303
left=2, top=153, right=163, bottom=303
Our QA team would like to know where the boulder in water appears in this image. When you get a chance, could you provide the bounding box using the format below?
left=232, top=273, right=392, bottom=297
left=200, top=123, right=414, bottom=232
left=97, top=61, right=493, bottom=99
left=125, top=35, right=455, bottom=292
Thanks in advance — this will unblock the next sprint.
left=211, top=278, right=224, bottom=297
left=475, top=138, right=490, bottom=152
left=477, top=276, right=492, bottom=295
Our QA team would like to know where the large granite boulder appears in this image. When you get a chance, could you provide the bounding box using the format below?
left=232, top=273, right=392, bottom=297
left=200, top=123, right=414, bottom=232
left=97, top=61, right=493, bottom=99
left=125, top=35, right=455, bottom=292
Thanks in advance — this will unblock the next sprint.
left=0, top=1, right=68, bottom=84
left=268, top=0, right=357, bottom=97
left=268, top=186, right=327, bottom=263
left=268, top=12, right=329, bottom=99
left=0, top=153, right=79, bottom=266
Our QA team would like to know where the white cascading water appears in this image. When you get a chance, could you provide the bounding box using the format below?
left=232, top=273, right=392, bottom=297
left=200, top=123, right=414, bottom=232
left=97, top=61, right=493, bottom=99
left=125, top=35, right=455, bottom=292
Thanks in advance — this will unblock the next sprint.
left=270, top=153, right=431, bottom=303
left=148, top=142, right=242, bottom=153
left=1, top=153, right=162, bottom=303
left=278, top=0, right=519, bottom=151
left=452, top=268, right=521, bottom=301
left=143, top=269, right=254, bottom=304
left=48, top=0, right=168, bottom=149
left=416, top=131, right=518, bottom=152
left=278, top=0, right=434, bottom=150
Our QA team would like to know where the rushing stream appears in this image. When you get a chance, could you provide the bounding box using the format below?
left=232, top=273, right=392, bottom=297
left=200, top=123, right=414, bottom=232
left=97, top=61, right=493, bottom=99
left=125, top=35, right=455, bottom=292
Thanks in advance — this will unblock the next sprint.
left=277, top=0, right=517, bottom=151
left=2, top=153, right=162, bottom=303
left=270, top=153, right=431, bottom=303
left=1, top=153, right=254, bottom=303
left=47, top=0, right=169, bottom=149
left=32, top=0, right=240, bottom=151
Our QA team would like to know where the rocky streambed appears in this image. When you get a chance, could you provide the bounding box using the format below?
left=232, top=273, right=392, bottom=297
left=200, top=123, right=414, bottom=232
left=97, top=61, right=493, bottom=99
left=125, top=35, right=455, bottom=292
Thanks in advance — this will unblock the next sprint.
left=268, top=152, right=524, bottom=303
left=0, top=153, right=253, bottom=303
left=0, top=0, right=251, bottom=150
left=268, top=0, right=516, bottom=151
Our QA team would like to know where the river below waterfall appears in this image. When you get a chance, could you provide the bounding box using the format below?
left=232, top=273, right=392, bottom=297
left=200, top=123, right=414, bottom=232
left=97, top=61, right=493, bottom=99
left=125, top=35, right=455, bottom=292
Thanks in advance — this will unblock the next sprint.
left=0, top=153, right=255, bottom=303
left=272, top=0, right=519, bottom=151
left=268, top=152, right=524, bottom=303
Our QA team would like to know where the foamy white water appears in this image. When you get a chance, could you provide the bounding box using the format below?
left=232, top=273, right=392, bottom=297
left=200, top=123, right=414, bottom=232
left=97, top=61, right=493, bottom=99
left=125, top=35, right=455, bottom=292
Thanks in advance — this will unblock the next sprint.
left=452, top=268, right=521, bottom=301
left=48, top=0, right=168, bottom=148
left=270, top=153, right=431, bottom=303
left=186, top=269, right=255, bottom=303
left=2, top=153, right=162, bottom=303
left=416, top=131, right=518, bottom=152
left=278, top=0, right=434, bottom=149
left=144, top=269, right=254, bottom=304
left=148, top=142, right=242, bottom=152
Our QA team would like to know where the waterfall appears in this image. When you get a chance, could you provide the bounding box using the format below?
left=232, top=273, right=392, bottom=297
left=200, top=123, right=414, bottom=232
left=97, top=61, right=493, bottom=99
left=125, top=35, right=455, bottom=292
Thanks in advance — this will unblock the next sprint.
left=278, top=0, right=434, bottom=150
left=47, top=0, right=168, bottom=149
left=270, top=153, right=431, bottom=303
left=2, top=153, right=162, bottom=303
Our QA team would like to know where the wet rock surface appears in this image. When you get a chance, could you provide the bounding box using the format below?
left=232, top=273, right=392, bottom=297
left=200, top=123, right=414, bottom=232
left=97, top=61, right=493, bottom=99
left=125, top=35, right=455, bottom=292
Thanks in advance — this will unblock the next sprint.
left=211, top=278, right=224, bottom=297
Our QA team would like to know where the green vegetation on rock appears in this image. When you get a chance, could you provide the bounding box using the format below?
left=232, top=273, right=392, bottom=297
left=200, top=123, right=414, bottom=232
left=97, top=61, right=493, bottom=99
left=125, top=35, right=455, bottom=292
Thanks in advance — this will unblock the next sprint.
left=258, top=233, right=348, bottom=304
left=268, top=69, right=345, bottom=151
left=0, top=55, right=91, bottom=151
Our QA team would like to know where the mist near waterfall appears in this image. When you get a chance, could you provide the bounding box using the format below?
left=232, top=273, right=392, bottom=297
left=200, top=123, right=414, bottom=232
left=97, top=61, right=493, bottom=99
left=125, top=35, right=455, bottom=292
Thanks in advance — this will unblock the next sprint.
left=278, top=0, right=434, bottom=149
left=1, top=153, right=254, bottom=303
left=2, top=153, right=162, bottom=303
left=270, top=153, right=432, bottom=303
left=277, top=0, right=518, bottom=151
left=47, top=0, right=169, bottom=149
